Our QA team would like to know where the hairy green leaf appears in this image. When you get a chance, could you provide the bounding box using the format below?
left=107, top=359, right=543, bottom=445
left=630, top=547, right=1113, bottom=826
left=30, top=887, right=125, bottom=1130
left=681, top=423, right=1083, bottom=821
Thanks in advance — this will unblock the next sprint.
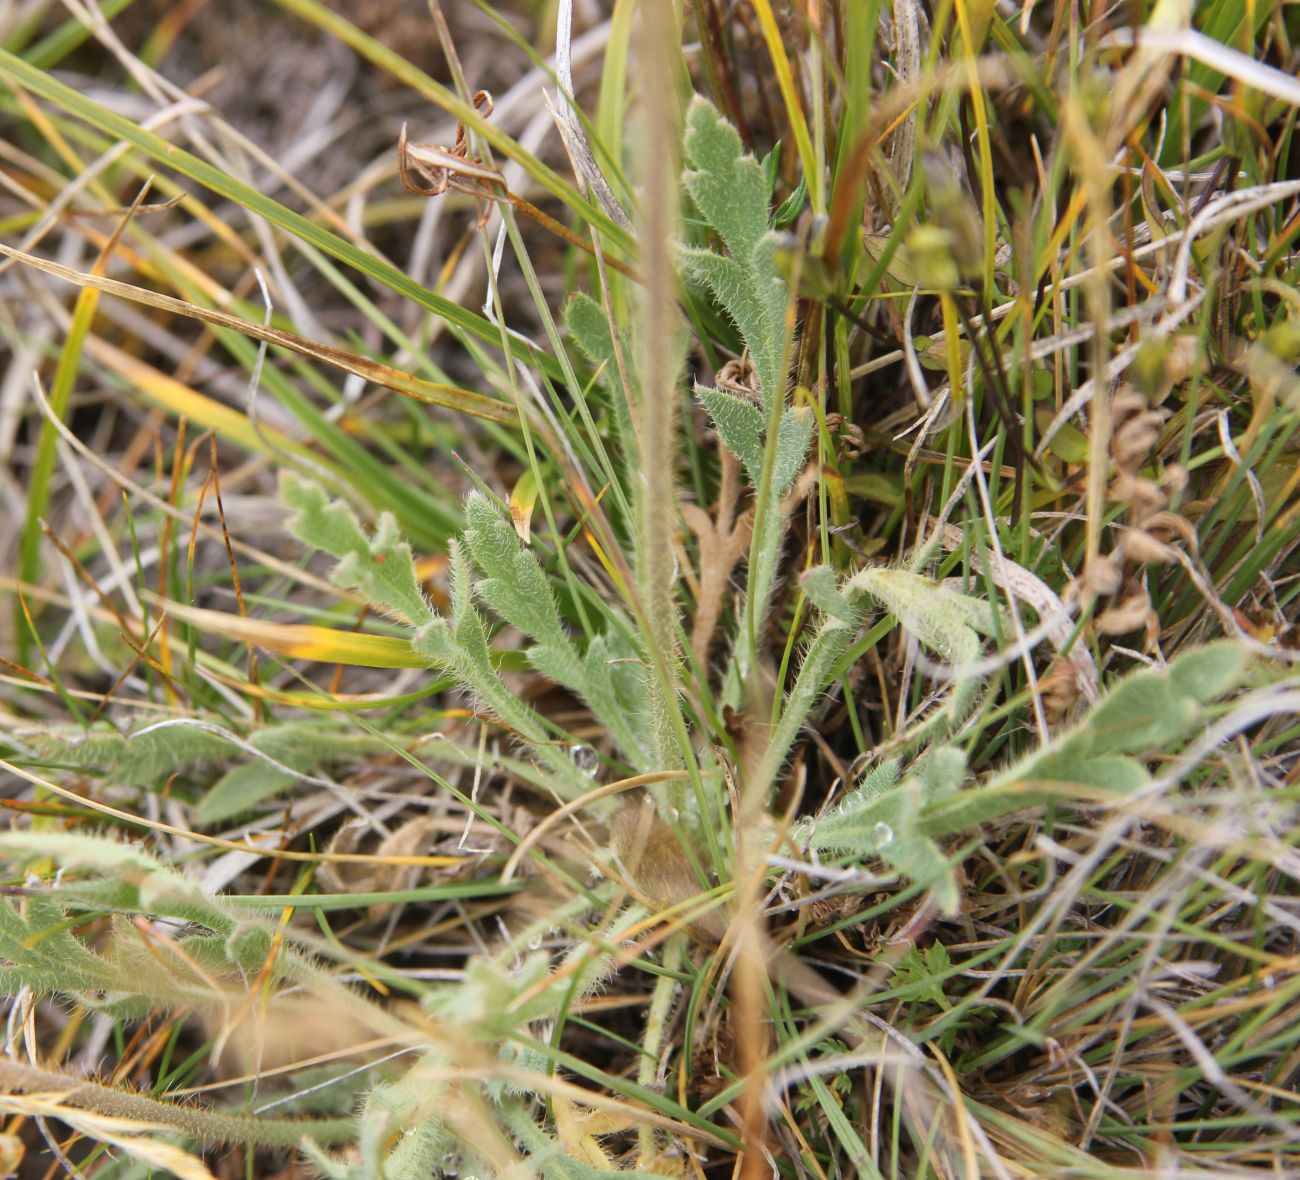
left=681, top=99, right=789, bottom=411
left=416, top=543, right=590, bottom=799
left=565, top=292, right=620, bottom=389
left=463, top=492, right=582, bottom=684
left=683, top=96, right=770, bottom=265
left=804, top=769, right=960, bottom=915
left=696, top=386, right=764, bottom=475
left=680, top=247, right=782, bottom=409
left=282, top=472, right=433, bottom=628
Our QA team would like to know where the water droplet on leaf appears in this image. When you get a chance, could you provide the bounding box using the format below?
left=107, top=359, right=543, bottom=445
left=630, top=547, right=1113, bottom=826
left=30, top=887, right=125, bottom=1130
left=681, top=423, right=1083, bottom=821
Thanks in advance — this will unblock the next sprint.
left=569, top=744, right=599, bottom=775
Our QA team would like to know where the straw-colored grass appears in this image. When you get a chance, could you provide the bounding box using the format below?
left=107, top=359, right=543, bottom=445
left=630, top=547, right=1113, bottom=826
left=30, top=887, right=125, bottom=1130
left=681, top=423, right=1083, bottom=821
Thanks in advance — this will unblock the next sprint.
left=2, top=1, right=1299, bottom=1176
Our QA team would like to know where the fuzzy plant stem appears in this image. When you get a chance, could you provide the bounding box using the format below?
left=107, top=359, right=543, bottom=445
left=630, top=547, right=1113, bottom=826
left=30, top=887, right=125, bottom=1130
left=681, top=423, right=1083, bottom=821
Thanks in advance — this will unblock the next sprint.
left=633, top=0, right=685, bottom=777
left=636, top=931, right=685, bottom=1168
left=0, top=1059, right=357, bottom=1148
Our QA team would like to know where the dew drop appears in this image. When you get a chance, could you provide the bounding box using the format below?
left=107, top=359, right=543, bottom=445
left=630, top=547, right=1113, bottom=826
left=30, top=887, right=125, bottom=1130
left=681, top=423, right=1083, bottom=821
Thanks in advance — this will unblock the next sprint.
left=872, top=821, right=894, bottom=848
left=569, top=743, right=599, bottom=775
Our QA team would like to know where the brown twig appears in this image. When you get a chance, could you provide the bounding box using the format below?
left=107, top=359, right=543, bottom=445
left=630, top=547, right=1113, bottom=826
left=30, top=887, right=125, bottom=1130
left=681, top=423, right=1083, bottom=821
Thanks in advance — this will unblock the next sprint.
left=398, top=93, right=640, bottom=281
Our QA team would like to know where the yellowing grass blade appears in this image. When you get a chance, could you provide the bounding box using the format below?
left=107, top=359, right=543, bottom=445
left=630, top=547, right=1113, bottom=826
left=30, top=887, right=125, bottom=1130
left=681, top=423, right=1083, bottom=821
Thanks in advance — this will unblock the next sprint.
left=16, top=175, right=145, bottom=658
left=85, top=336, right=320, bottom=462
left=164, top=601, right=427, bottom=668
left=750, top=0, right=821, bottom=213
left=197, top=661, right=459, bottom=712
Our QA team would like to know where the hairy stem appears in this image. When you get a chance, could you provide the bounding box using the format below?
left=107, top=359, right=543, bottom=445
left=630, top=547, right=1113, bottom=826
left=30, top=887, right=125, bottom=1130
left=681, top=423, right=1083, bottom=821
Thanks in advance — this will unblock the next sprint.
left=0, top=1059, right=356, bottom=1148
left=634, top=0, right=685, bottom=774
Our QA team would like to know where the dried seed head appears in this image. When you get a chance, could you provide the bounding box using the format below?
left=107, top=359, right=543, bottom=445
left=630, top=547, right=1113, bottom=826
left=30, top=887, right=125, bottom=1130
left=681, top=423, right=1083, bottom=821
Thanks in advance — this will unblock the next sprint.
left=715, top=356, right=761, bottom=405
left=1164, top=334, right=1200, bottom=384
left=1118, top=526, right=1174, bottom=565
left=1096, top=589, right=1158, bottom=639
left=1038, top=658, right=1083, bottom=725
left=397, top=90, right=500, bottom=208
left=1110, top=471, right=1168, bottom=517
left=1161, top=462, right=1189, bottom=496
left=1142, top=510, right=1197, bottom=548
left=1111, top=383, right=1149, bottom=426
left=1111, top=408, right=1169, bottom=472
left=826, top=412, right=867, bottom=460
left=1086, top=554, right=1125, bottom=597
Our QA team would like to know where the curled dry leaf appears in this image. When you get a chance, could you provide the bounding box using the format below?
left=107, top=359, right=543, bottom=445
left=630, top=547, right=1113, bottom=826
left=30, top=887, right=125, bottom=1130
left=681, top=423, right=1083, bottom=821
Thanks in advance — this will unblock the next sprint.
left=318, top=814, right=445, bottom=920
left=1112, top=408, right=1170, bottom=472
left=1111, top=383, right=1151, bottom=426
left=608, top=800, right=725, bottom=943
left=552, top=0, right=634, bottom=232
left=1039, top=657, right=1084, bottom=724
left=715, top=355, right=761, bottom=406
left=398, top=90, right=501, bottom=202
left=1161, top=462, right=1189, bottom=497
left=1110, top=383, right=1172, bottom=478
left=825, top=412, right=867, bottom=460
left=1117, top=510, right=1197, bottom=566
left=1163, top=333, right=1201, bottom=385
left=1111, top=471, right=1170, bottom=516
left=1142, top=510, right=1198, bottom=547
left=782, top=459, right=821, bottom=513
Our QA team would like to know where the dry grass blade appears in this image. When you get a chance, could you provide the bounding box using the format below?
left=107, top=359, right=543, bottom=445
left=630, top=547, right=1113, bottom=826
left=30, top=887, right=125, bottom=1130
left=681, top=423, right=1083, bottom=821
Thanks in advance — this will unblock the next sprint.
left=0, top=1092, right=218, bottom=1180
left=0, top=241, right=520, bottom=425
left=4, top=1, right=1299, bottom=1177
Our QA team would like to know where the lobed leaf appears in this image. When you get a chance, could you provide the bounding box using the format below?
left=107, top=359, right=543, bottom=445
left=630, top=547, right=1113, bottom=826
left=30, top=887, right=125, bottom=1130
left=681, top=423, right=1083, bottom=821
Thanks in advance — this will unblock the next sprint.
left=683, top=96, right=771, bottom=264
left=418, top=543, right=591, bottom=800
left=804, top=770, right=960, bottom=915
left=282, top=473, right=433, bottom=628
left=464, top=492, right=582, bottom=683
left=681, top=99, right=790, bottom=411
left=680, top=247, right=783, bottom=412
